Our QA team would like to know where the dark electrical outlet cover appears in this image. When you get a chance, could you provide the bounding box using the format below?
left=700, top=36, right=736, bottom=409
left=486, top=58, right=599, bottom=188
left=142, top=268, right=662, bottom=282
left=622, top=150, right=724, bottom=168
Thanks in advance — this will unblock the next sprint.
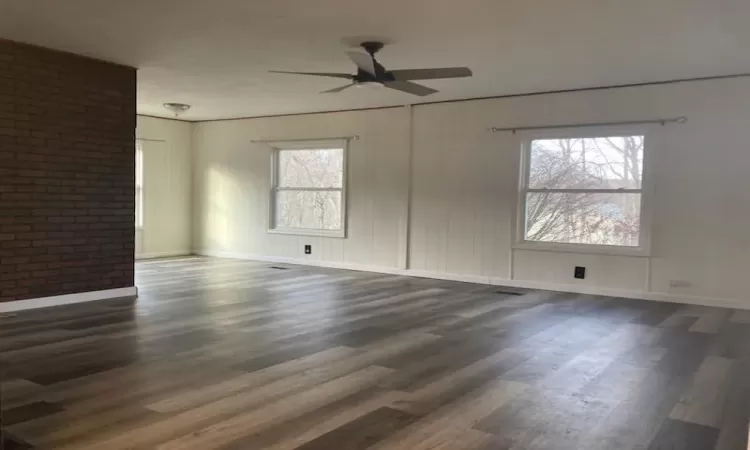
left=574, top=266, right=586, bottom=279
left=304, top=245, right=312, bottom=254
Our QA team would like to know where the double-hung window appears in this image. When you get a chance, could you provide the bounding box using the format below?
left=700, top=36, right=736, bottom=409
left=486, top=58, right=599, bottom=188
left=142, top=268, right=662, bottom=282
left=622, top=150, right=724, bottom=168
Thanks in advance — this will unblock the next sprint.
left=519, top=133, right=648, bottom=253
left=269, top=141, right=347, bottom=237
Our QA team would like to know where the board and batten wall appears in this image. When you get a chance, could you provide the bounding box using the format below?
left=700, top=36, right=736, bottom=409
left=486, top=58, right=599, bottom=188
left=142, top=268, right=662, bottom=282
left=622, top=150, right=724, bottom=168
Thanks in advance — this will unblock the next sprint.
left=135, top=116, right=192, bottom=259
left=192, top=76, right=750, bottom=309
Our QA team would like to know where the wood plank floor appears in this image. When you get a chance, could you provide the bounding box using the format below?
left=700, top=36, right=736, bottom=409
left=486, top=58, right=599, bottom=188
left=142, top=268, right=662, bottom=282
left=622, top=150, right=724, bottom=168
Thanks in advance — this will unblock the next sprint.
left=1, top=256, right=748, bottom=449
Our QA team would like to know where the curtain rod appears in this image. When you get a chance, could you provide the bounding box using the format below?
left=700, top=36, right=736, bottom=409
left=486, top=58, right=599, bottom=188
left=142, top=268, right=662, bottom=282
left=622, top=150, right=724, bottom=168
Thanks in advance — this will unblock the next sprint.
left=250, top=135, right=360, bottom=144
left=489, top=116, right=687, bottom=133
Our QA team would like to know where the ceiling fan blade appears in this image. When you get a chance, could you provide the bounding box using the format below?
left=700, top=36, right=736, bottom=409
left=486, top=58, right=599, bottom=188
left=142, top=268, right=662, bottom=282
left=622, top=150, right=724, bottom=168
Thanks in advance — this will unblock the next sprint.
left=269, top=70, right=353, bottom=80
left=388, top=67, right=473, bottom=81
left=384, top=80, right=438, bottom=96
left=321, top=84, right=355, bottom=93
left=346, top=52, right=376, bottom=75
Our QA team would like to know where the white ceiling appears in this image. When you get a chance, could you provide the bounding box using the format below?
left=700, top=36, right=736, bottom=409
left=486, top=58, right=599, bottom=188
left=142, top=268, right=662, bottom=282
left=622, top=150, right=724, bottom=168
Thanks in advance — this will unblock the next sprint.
left=2, top=0, right=749, bottom=121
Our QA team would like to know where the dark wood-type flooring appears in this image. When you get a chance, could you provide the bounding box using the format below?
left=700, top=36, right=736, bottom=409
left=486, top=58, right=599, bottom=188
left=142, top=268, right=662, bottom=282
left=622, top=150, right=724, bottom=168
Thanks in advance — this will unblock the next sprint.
left=1, top=257, right=748, bottom=449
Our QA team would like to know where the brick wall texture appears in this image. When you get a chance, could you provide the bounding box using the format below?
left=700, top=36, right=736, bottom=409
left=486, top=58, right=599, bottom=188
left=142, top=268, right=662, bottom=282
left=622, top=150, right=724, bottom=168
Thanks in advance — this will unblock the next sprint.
left=0, top=39, right=137, bottom=303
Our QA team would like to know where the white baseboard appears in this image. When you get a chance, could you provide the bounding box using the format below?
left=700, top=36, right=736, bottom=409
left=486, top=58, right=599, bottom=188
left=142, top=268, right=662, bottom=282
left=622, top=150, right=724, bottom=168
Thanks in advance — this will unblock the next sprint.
left=408, top=270, right=494, bottom=285
left=200, top=250, right=407, bottom=276
left=0, top=286, right=138, bottom=313
left=639, top=291, right=748, bottom=310
left=197, top=249, right=749, bottom=311
left=136, top=251, right=192, bottom=260
left=489, top=277, right=748, bottom=310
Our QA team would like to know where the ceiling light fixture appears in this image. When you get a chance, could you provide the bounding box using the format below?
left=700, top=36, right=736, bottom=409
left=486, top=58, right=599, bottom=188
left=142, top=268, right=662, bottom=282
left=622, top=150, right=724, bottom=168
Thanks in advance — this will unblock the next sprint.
left=163, top=103, right=191, bottom=117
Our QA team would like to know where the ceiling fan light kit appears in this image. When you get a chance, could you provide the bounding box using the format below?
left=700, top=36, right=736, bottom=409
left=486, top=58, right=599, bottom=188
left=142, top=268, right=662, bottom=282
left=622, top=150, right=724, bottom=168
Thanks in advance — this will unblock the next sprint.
left=270, top=41, right=472, bottom=96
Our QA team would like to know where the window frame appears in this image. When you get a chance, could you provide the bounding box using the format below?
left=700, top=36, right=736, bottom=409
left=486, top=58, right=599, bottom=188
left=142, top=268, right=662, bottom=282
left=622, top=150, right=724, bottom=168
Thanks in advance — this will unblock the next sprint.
left=268, top=139, right=348, bottom=238
left=514, top=126, right=655, bottom=257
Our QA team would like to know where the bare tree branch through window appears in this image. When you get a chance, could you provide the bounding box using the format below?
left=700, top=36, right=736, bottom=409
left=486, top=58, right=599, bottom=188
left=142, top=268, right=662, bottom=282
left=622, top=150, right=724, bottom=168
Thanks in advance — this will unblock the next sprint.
left=524, top=136, right=644, bottom=247
left=272, top=148, right=345, bottom=232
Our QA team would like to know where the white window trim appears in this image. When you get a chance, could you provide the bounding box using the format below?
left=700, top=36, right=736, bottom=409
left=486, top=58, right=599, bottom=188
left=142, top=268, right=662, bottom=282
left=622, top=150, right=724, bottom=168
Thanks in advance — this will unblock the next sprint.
left=268, top=139, right=348, bottom=238
left=513, top=125, right=656, bottom=257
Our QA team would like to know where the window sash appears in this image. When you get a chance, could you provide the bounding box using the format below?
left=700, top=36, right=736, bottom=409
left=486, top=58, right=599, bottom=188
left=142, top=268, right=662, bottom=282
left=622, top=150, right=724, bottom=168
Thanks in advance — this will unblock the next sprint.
left=273, top=189, right=343, bottom=231
left=275, top=148, right=344, bottom=189
left=522, top=191, right=642, bottom=246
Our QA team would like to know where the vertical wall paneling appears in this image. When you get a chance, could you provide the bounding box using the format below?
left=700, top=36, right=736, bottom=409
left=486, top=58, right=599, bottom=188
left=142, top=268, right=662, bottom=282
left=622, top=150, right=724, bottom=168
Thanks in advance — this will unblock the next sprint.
left=135, top=116, right=193, bottom=259
left=192, top=77, right=750, bottom=309
left=193, top=108, right=410, bottom=269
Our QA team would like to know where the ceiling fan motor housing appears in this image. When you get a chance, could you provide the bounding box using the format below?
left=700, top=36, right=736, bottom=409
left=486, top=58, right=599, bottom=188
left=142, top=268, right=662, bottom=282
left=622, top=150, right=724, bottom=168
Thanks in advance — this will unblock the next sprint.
left=354, top=68, right=394, bottom=84
left=360, top=41, right=385, bottom=55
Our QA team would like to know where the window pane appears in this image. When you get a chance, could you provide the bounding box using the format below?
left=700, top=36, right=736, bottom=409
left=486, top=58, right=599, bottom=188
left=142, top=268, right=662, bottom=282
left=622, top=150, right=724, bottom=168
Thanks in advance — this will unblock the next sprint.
left=525, top=193, right=641, bottom=246
left=276, top=190, right=342, bottom=230
left=529, top=136, right=643, bottom=190
left=278, top=149, right=344, bottom=188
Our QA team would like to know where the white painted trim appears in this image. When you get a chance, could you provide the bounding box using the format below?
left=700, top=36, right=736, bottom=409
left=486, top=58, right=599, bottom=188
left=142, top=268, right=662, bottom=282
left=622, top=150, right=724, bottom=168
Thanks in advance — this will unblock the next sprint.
left=0, top=287, right=138, bottom=313
left=136, top=251, right=193, bottom=260
left=488, top=277, right=748, bottom=310
left=399, top=104, right=414, bottom=270
left=196, top=250, right=749, bottom=311
left=199, top=250, right=405, bottom=276
left=267, top=227, right=346, bottom=239
left=408, top=270, right=494, bottom=285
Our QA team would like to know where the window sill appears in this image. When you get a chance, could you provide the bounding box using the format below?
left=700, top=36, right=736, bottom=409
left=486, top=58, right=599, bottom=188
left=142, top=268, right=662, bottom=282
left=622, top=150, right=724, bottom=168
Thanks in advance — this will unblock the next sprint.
left=513, top=241, right=650, bottom=258
left=268, top=228, right=346, bottom=239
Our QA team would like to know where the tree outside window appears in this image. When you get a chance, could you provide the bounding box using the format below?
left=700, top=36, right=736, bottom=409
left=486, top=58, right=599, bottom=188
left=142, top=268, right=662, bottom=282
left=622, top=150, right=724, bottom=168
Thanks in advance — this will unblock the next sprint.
left=523, top=135, right=644, bottom=247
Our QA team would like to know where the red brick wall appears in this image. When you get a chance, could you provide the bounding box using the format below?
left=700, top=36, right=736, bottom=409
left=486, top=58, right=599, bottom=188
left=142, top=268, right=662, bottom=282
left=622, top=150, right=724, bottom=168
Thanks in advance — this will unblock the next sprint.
left=0, top=39, right=137, bottom=303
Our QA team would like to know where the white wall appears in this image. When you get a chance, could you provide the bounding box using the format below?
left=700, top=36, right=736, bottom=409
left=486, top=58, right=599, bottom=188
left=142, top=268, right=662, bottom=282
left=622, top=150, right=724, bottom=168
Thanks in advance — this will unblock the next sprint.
left=192, top=108, right=411, bottom=269
left=136, top=116, right=193, bottom=259
left=192, top=77, right=750, bottom=309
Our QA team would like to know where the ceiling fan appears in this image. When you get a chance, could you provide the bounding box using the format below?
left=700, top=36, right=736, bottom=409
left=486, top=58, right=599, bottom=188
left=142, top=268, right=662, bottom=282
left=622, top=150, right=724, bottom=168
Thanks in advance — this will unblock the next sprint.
left=270, top=41, right=472, bottom=96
